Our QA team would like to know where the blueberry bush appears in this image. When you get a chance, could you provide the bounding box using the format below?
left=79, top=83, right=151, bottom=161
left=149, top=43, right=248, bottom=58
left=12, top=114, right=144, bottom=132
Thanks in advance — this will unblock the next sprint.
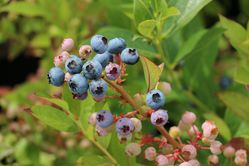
left=0, top=0, right=249, bottom=165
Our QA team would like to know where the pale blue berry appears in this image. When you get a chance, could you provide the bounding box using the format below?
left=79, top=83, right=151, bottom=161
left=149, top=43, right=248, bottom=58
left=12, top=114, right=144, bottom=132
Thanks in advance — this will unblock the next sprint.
left=48, top=67, right=65, bottom=86
left=107, top=38, right=126, bottom=54
left=65, top=55, right=83, bottom=74
left=96, top=110, right=113, bottom=128
left=68, top=74, right=88, bottom=95
left=121, top=48, right=139, bottom=65
left=82, top=60, right=103, bottom=80
left=91, top=35, right=108, bottom=54
left=150, top=109, right=168, bottom=126
left=93, top=52, right=112, bottom=67
left=116, top=118, right=134, bottom=136
left=89, top=79, right=108, bottom=99
left=146, top=89, right=165, bottom=110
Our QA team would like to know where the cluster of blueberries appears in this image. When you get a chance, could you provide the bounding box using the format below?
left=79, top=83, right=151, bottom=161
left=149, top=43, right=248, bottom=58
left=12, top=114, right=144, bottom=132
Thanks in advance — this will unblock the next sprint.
left=48, top=34, right=139, bottom=101
left=48, top=34, right=168, bottom=140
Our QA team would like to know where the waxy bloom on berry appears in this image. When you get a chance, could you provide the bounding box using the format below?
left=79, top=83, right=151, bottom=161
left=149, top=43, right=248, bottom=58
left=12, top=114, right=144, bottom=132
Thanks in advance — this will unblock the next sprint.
left=105, top=63, right=121, bottom=80
left=144, top=147, right=157, bottom=161
left=91, top=35, right=108, bottom=54
left=146, top=89, right=165, bottom=110
left=179, top=162, right=191, bottom=166
left=125, top=143, right=141, bottom=157
left=188, top=159, right=200, bottom=166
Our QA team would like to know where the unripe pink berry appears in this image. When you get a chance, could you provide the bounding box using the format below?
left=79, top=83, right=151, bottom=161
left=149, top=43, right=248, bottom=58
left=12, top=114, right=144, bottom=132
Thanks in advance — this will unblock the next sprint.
left=178, top=120, right=191, bottom=131
left=208, top=155, right=219, bottom=165
left=66, top=139, right=75, bottom=148
left=235, top=149, right=247, bottom=165
left=189, top=125, right=199, bottom=136
left=188, top=159, right=200, bottom=166
left=210, top=140, right=222, bottom=155
left=54, top=55, right=63, bottom=66
left=88, top=112, right=97, bottom=126
left=182, top=144, right=197, bottom=159
left=223, top=146, right=235, bottom=158
left=95, top=125, right=108, bottom=136
left=157, top=81, right=172, bottom=95
left=118, top=133, right=132, bottom=142
left=125, top=143, right=141, bottom=156
left=169, top=126, right=180, bottom=138
left=60, top=51, right=70, bottom=62
left=64, top=72, right=72, bottom=82
left=156, top=155, right=169, bottom=166
left=202, top=120, right=218, bottom=140
left=61, top=38, right=74, bottom=51
left=79, top=45, right=92, bottom=59
left=179, top=162, right=191, bottom=166
left=130, top=118, right=142, bottom=132
left=182, top=111, right=196, bottom=125
left=144, top=147, right=157, bottom=161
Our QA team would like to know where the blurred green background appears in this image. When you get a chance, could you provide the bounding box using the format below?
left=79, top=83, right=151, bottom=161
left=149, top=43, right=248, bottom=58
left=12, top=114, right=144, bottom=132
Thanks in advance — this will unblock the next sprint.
left=0, top=0, right=248, bottom=165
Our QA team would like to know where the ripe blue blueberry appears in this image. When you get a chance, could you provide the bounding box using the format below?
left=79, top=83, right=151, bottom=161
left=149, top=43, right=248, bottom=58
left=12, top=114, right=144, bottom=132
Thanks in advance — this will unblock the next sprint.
left=82, top=60, right=103, bottom=80
left=68, top=74, right=88, bottom=95
left=150, top=109, right=168, bottom=126
left=89, top=79, right=108, bottom=99
left=90, top=35, right=108, bottom=54
left=219, top=76, right=232, bottom=89
left=146, top=89, right=165, bottom=110
left=105, top=63, right=121, bottom=80
left=121, top=48, right=139, bottom=65
left=96, top=110, right=113, bottom=128
left=107, top=38, right=126, bottom=54
left=65, top=55, right=83, bottom=74
left=116, top=118, right=134, bottom=136
left=93, top=52, right=112, bottom=67
left=48, top=67, right=65, bottom=86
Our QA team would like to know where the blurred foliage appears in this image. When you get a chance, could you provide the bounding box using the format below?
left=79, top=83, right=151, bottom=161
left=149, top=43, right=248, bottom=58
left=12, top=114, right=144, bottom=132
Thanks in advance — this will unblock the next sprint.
left=0, top=0, right=248, bottom=165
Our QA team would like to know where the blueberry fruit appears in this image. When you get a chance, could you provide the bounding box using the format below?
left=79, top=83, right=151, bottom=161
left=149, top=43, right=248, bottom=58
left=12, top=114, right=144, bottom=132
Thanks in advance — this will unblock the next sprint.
left=219, top=76, right=232, bottom=89
left=82, top=60, right=103, bottom=80
left=91, top=35, right=108, bottom=54
left=150, top=109, right=168, bottom=126
left=116, top=118, right=134, bottom=136
left=93, top=52, right=112, bottom=67
left=107, top=38, right=126, bottom=54
left=105, top=63, right=121, bottom=80
left=146, top=89, right=165, bottom=110
left=89, top=79, right=108, bottom=98
left=121, top=48, right=139, bottom=65
left=48, top=67, right=65, bottom=86
left=96, top=110, right=113, bottom=128
left=73, top=92, right=88, bottom=100
left=65, top=55, right=83, bottom=74
left=68, top=74, right=88, bottom=95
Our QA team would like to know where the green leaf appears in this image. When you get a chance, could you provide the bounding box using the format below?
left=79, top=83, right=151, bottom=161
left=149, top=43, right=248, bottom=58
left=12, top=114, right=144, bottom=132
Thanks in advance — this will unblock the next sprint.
left=203, top=112, right=231, bottom=141
left=38, top=96, right=69, bottom=111
left=235, top=121, right=249, bottom=139
left=140, top=55, right=163, bottom=91
left=234, top=63, right=249, bottom=85
left=168, top=0, right=212, bottom=33
left=31, top=105, right=78, bottom=132
left=137, top=19, right=157, bottom=39
left=0, top=1, right=48, bottom=17
left=161, top=7, right=181, bottom=20
left=172, top=29, right=207, bottom=67
left=76, top=155, right=111, bottom=166
left=218, top=92, right=249, bottom=121
left=219, top=15, right=248, bottom=56
left=133, top=0, right=152, bottom=25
